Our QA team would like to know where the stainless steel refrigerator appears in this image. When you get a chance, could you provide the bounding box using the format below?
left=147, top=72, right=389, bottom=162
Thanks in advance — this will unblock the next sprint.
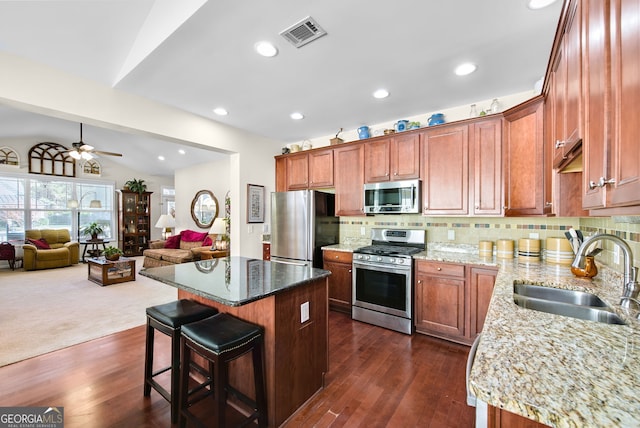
left=270, top=190, right=339, bottom=268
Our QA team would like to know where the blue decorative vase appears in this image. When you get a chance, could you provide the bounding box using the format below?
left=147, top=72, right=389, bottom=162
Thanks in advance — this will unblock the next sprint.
left=395, top=120, right=409, bottom=132
left=428, top=113, right=445, bottom=126
left=357, top=126, right=370, bottom=139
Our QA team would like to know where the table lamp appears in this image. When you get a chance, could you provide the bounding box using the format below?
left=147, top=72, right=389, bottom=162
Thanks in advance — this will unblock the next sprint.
left=155, top=214, right=175, bottom=240
left=209, top=218, right=228, bottom=251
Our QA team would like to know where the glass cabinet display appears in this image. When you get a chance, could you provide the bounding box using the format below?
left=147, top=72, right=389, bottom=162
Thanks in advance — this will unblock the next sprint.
left=119, top=190, right=152, bottom=256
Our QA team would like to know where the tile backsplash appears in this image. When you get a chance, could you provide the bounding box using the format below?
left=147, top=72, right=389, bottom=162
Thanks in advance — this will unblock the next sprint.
left=339, top=215, right=640, bottom=271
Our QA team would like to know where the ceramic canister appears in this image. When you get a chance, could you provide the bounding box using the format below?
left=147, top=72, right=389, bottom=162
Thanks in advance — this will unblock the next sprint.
left=478, top=240, right=493, bottom=258
left=518, top=238, right=541, bottom=262
left=545, top=237, right=575, bottom=265
left=496, top=239, right=514, bottom=259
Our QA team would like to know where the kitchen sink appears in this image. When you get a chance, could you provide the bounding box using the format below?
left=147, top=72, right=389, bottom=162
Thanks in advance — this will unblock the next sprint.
left=513, top=283, right=627, bottom=325
left=513, top=283, right=610, bottom=307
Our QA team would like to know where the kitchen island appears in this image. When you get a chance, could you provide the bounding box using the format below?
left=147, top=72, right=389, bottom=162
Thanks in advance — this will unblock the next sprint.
left=140, top=256, right=331, bottom=427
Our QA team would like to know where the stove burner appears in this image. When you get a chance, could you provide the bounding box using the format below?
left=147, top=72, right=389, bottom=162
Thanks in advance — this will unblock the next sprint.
left=355, top=245, right=422, bottom=257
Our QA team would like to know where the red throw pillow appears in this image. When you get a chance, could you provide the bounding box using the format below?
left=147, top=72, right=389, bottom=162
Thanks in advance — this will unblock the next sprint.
left=27, top=238, right=50, bottom=250
left=180, top=230, right=208, bottom=242
left=202, top=236, right=213, bottom=247
left=164, top=235, right=181, bottom=249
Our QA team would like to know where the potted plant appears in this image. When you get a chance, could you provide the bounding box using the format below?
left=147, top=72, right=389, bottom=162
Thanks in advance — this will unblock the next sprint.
left=124, top=178, right=147, bottom=194
left=82, top=222, right=104, bottom=240
left=103, top=246, right=123, bottom=261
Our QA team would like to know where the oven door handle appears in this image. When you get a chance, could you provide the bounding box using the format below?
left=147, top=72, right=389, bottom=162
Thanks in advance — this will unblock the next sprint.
left=352, top=260, right=411, bottom=273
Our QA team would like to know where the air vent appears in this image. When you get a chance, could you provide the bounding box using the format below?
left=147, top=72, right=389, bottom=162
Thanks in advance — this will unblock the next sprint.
left=279, top=16, right=327, bottom=48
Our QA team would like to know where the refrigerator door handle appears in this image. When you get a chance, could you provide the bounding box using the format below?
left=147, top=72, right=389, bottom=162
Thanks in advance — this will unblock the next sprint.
left=270, top=256, right=310, bottom=267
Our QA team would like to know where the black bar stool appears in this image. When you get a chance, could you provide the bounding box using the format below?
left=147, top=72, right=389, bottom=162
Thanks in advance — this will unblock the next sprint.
left=179, top=312, right=267, bottom=428
left=144, top=299, right=219, bottom=424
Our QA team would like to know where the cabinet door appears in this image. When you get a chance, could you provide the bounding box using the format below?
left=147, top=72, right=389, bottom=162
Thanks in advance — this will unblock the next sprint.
left=285, top=153, right=309, bottom=190
left=275, top=156, right=287, bottom=192
left=323, top=250, right=353, bottom=314
left=364, top=138, right=391, bottom=183
left=488, top=406, right=550, bottom=428
left=470, top=119, right=503, bottom=216
left=420, top=125, right=469, bottom=215
left=390, top=133, right=420, bottom=180
left=503, top=97, right=551, bottom=216
left=309, top=149, right=334, bottom=188
left=334, top=144, right=365, bottom=216
left=469, top=267, right=497, bottom=338
left=608, top=0, right=640, bottom=207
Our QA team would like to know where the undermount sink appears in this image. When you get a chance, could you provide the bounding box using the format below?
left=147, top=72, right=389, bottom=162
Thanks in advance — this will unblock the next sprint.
left=513, top=283, right=627, bottom=325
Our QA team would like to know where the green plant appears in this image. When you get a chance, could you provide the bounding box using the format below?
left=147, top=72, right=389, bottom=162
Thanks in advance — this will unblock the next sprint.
left=103, top=246, right=123, bottom=257
left=124, top=178, right=147, bottom=194
left=81, top=222, right=104, bottom=238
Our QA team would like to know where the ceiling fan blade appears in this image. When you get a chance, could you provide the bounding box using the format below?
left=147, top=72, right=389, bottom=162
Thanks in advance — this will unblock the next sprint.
left=93, top=150, right=123, bottom=157
left=80, top=144, right=94, bottom=151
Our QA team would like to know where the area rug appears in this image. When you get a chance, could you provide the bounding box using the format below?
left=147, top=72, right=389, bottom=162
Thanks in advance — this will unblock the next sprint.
left=0, top=257, right=177, bottom=367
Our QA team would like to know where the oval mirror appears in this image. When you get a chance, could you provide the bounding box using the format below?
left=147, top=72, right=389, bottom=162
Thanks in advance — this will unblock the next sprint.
left=190, top=190, right=218, bottom=229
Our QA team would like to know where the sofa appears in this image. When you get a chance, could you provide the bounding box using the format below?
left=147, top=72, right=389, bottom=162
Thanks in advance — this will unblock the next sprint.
left=142, top=230, right=218, bottom=268
left=23, top=229, right=80, bottom=271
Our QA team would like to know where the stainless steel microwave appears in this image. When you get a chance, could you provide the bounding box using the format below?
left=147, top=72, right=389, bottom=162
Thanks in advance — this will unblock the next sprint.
left=364, top=179, right=421, bottom=214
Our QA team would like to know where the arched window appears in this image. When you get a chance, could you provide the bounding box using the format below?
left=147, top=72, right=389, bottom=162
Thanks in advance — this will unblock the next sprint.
left=0, top=147, right=19, bottom=167
left=28, top=142, right=76, bottom=177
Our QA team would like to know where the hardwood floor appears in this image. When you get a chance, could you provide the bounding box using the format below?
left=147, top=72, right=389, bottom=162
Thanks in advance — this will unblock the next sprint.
left=0, top=311, right=475, bottom=427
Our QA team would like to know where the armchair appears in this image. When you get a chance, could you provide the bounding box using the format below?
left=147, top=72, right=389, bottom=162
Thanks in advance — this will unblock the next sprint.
left=23, top=229, right=80, bottom=271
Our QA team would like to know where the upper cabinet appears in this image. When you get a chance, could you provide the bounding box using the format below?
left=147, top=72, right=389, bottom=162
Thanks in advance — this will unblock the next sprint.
left=364, top=134, right=420, bottom=183
left=334, top=143, right=365, bottom=216
left=582, top=0, right=640, bottom=212
left=470, top=119, right=503, bottom=216
left=275, top=147, right=335, bottom=192
left=503, top=97, right=552, bottom=216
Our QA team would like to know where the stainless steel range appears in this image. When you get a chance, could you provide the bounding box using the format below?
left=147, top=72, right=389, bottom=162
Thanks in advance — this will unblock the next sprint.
left=352, top=228, right=426, bottom=334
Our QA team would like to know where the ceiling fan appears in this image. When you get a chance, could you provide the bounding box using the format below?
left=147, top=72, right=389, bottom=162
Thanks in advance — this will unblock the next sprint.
left=67, top=123, right=123, bottom=160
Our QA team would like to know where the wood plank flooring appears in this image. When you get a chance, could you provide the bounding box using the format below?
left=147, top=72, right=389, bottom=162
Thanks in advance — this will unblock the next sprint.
left=0, top=311, right=475, bottom=427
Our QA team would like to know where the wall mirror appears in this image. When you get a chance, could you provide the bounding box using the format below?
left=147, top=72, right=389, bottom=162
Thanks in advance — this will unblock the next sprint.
left=191, top=190, right=218, bottom=229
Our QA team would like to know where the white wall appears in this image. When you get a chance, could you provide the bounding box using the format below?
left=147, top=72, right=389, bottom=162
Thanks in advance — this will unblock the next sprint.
left=0, top=52, right=282, bottom=258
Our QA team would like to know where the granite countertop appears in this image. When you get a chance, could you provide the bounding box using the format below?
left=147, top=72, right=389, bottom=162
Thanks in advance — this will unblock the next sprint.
left=140, top=256, right=331, bottom=307
left=323, top=242, right=640, bottom=426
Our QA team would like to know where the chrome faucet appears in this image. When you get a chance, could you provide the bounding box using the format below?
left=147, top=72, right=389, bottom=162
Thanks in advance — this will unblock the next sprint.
left=571, top=233, right=639, bottom=308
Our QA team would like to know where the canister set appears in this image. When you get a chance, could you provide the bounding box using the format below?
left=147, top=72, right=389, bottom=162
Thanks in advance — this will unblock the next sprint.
left=477, top=237, right=575, bottom=265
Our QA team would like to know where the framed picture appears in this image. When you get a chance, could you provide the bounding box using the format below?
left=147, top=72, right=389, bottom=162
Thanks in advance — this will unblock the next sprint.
left=247, top=184, right=265, bottom=223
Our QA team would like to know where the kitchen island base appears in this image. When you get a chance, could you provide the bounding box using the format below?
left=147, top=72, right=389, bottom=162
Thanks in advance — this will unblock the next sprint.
left=179, top=276, right=328, bottom=427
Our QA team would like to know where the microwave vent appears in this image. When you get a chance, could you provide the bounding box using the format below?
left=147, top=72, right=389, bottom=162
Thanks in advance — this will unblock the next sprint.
left=280, top=16, right=327, bottom=48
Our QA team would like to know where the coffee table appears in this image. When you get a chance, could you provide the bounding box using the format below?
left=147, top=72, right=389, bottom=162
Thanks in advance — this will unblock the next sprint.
left=87, top=257, right=136, bottom=286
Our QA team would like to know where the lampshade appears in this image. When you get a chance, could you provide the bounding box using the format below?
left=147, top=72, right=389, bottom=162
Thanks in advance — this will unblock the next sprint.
left=209, top=218, right=226, bottom=234
left=89, top=200, right=102, bottom=208
left=67, top=199, right=79, bottom=208
left=155, top=214, right=176, bottom=229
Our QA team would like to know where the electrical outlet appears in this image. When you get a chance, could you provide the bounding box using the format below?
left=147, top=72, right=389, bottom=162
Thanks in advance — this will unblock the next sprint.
left=529, top=232, right=539, bottom=239
left=360, top=226, right=366, bottom=236
left=247, top=224, right=253, bottom=234
left=448, top=230, right=455, bottom=240
left=614, top=246, right=621, bottom=265
left=300, top=301, right=310, bottom=323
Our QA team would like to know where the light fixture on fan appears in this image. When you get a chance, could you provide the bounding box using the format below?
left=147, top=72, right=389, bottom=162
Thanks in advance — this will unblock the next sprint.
left=67, top=123, right=123, bottom=159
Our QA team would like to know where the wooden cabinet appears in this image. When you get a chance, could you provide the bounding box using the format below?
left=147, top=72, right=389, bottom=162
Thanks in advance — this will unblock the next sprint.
left=582, top=0, right=640, bottom=212
left=263, top=242, right=270, bottom=261
left=322, top=250, right=352, bottom=314
left=420, top=124, right=469, bottom=215
left=334, top=143, right=365, bottom=216
left=503, top=97, right=552, bottom=216
left=364, top=134, right=419, bottom=183
left=415, top=260, right=467, bottom=341
left=415, top=260, right=497, bottom=345
left=488, top=406, right=550, bottom=428
left=470, top=119, right=503, bottom=216
left=469, top=266, right=498, bottom=338
left=119, top=190, right=152, bottom=256
left=275, top=148, right=334, bottom=191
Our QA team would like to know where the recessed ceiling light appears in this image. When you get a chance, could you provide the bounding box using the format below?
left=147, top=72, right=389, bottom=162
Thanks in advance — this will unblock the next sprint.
left=290, top=112, right=304, bottom=120
left=373, top=89, right=389, bottom=99
left=527, top=0, right=558, bottom=10
left=213, top=107, right=228, bottom=116
left=255, top=41, right=278, bottom=57
left=158, top=155, right=165, bottom=161
left=178, top=149, right=186, bottom=155
left=454, top=63, right=477, bottom=76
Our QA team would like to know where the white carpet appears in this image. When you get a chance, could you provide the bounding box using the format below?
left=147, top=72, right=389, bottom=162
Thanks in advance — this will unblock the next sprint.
left=0, top=257, right=177, bottom=367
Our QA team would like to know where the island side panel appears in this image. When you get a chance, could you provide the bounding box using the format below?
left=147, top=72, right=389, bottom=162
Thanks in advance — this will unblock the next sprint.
left=274, top=277, right=329, bottom=425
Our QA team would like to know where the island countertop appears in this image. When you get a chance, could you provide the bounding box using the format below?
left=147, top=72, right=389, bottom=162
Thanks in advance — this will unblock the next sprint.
left=139, top=256, right=331, bottom=307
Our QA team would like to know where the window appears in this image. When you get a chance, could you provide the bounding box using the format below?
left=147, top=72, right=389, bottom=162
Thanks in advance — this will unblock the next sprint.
left=0, top=174, right=115, bottom=242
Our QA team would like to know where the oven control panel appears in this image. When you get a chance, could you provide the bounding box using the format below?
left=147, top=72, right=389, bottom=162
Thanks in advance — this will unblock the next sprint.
left=354, top=253, right=411, bottom=265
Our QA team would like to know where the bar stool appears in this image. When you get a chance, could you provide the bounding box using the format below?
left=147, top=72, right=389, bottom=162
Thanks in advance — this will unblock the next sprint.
left=179, top=312, right=267, bottom=428
left=144, top=299, right=219, bottom=424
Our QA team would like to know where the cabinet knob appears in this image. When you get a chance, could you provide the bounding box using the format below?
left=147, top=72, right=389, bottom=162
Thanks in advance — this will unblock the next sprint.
left=555, top=140, right=566, bottom=149
left=437, top=267, right=442, bottom=271
left=335, top=255, right=339, bottom=259
left=417, top=280, right=422, bottom=284
left=393, top=172, right=397, bottom=176
left=589, top=177, right=616, bottom=189
left=348, top=269, right=352, bottom=273
left=545, top=201, right=552, bottom=207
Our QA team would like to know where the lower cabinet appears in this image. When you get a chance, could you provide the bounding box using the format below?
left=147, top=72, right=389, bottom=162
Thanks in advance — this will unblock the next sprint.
left=489, top=406, right=550, bottom=428
left=415, top=260, right=497, bottom=345
left=262, top=242, right=270, bottom=261
left=322, top=250, right=353, bottom=314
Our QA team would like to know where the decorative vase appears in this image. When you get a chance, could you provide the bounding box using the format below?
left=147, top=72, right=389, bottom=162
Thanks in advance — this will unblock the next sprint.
left=105, top=254, right=120, bottom=261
